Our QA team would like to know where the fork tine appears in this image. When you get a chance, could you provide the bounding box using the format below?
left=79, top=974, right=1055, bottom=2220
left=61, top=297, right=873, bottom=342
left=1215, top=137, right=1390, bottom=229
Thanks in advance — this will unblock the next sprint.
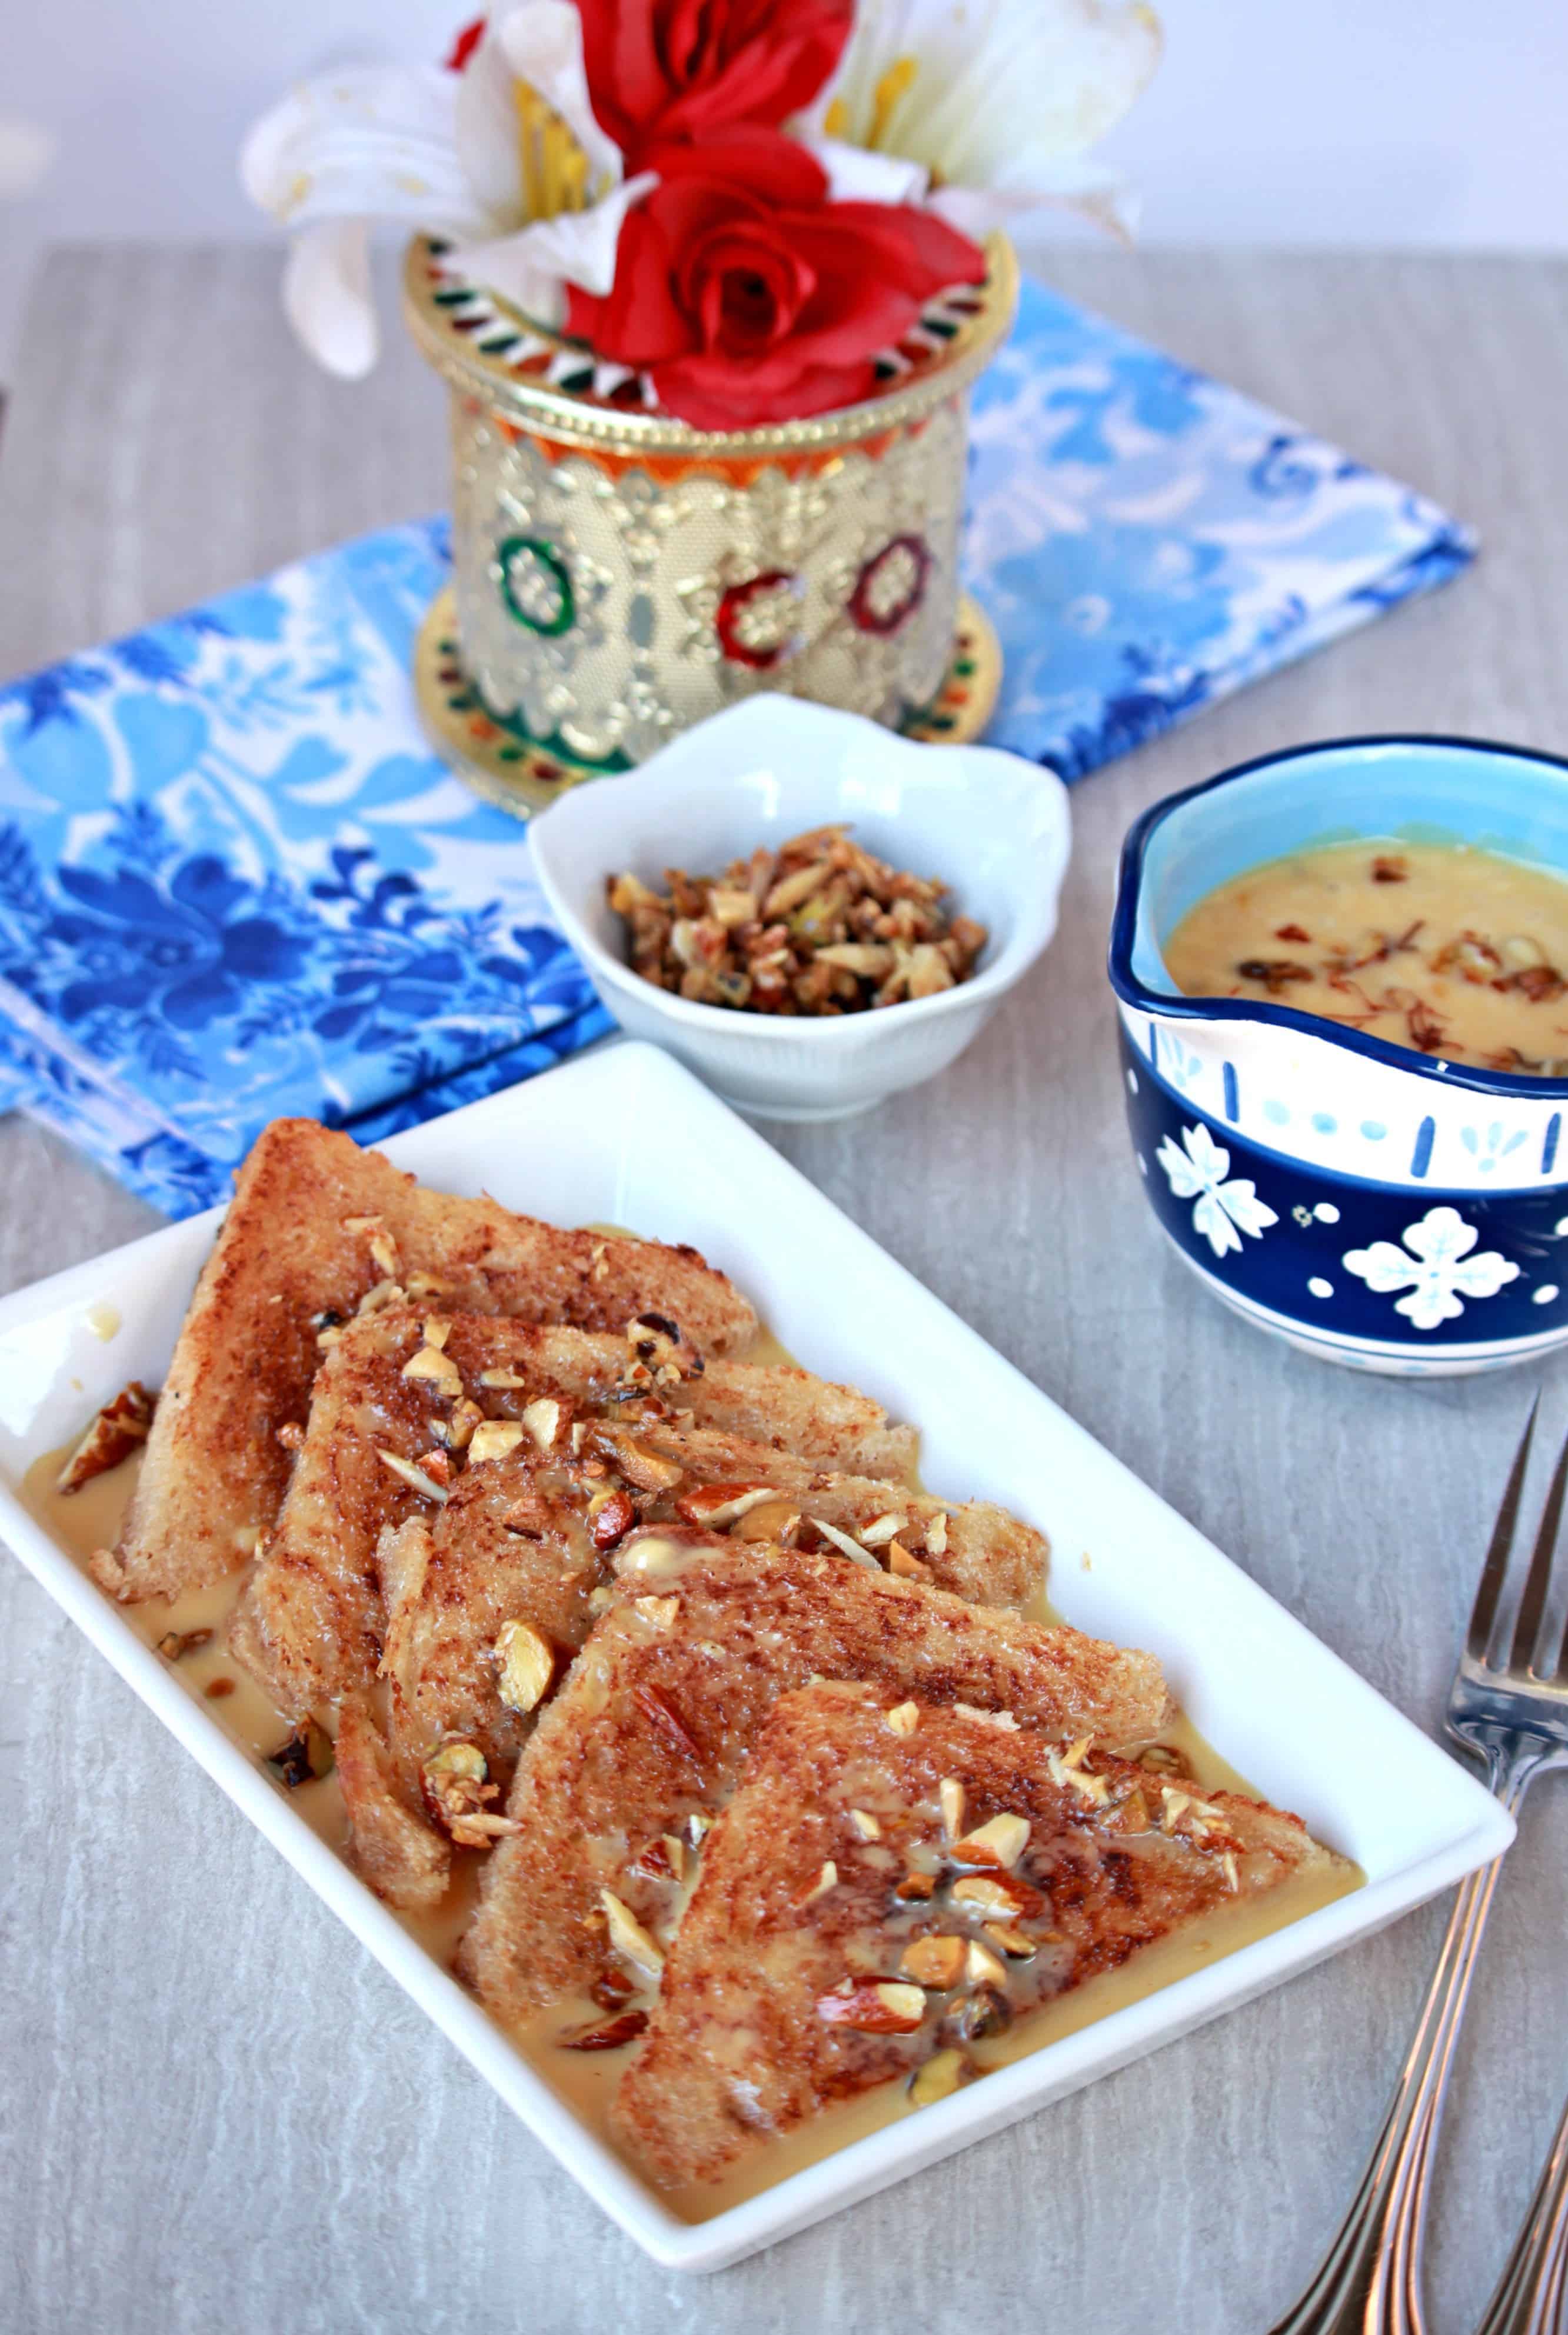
left=1469, top=1392, right=1540, bottom=1660
left=1510, top=1415, right=1568, bottom=1674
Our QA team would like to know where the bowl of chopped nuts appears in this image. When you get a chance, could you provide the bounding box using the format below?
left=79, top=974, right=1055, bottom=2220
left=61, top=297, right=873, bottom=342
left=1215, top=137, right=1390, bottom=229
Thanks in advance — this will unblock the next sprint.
left=527, top=696, right=1070, bottom=1122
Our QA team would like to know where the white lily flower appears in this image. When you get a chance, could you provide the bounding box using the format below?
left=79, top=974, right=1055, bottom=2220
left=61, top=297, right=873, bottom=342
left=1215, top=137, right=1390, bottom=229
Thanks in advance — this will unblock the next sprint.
left=805, top=0, right=1162, bottom=242
left=0, top=117, right=56, bottom=200
left=241, top=2, right=636, bottom=378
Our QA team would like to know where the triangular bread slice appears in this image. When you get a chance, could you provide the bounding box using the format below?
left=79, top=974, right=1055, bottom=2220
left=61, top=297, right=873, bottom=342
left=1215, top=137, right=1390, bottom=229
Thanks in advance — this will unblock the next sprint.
left=96, top=1117, right=757, bottom=1605
left=228, top=1308, right=923, bottom=1717
left=455, top=1545, right=1171, bottom=2025
left=611, top=1682, right=1352, bottom=2187
left=352, top=1420, right=1051, bottom=1907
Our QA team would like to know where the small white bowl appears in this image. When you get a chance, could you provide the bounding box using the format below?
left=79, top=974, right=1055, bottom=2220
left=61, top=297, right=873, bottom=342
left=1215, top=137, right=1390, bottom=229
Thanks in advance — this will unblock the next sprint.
left=527, top=696, right=1071, bottom=1121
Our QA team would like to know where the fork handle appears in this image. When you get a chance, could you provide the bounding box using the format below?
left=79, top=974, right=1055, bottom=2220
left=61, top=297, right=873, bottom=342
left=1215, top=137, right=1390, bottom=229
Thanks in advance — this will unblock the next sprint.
left=1473, top=2087, right=1568, bottom=2335
left=1270, top=1760, right=1539, bottom=2335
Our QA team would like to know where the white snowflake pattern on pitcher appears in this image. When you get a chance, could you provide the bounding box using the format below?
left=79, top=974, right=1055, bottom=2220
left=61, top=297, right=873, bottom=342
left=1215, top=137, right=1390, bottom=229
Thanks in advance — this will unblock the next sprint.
left=1341, top=1205, right=1519, bottom=1331
left=1156, top=1121, right=1279, bottom=1260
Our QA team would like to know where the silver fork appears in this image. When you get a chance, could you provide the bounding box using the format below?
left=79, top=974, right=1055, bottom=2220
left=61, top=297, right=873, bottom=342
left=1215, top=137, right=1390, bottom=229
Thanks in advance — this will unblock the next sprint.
left=1270, top=1397, right=1568, bottom=2335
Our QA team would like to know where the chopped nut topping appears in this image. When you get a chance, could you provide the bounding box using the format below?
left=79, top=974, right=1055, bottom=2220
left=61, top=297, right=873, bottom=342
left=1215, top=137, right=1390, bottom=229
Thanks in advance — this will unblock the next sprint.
left=949, top=1702, right=1018, bottom=1731
left=591, top=1488, right=638, bottom=1550
left=204, top=1676, right=236, bottom=1700
left=953, top=1811, right=1030, bottom=1868
left=611, top=825, right=988, bottom=1018
left=686, top=1809, right=713, bottom=1850
left=938, top=1778, right=966, bottom=1840
left=560, top=2010, right=649, bottom=2051
left=1047, top=1739, right=1110, bottom=1807
left=895, top=1871, right=937, bottom=1901
left=981, top=1921, right=1036, bottom=1958
left=950, top=1873, right=1042, bottom=1920
left=600, top=1888, right=665, bottom=1980
left=900, top=1934, right=966, bottom=1989
left=796, top=1859, right=839, bottom=1908
left=267, top=1720, right=334, bottom=1790
left=494, top=1619, right=554, bottom=1714
left=375, top=1448, right=451, bottom=1504
left=1222, top=1851, right=1240, bottom=1892
left=633, top=1594, right=680, bottom=1629
left=886, top=1540, right=930, bottom=1579
left=422, top=1315, right=452, bottom=1350
left=908, top=2047, right=971, bottom=2108
left=885, top=1700, right=920, bottom=1736
left=847, top=1808, right=883, bottom=1841
left=55, top=1381, right=155, bottom=1493
left=156, top=1627, right=212, bottom=1661
left=676, top=1482, right=777, bottom=1530
left=965, top=1938, right=1008, bottom=1990
left=925, top=1511, right=949, bottom=1557
left=445, top=1397, right=484, bottom=1452
left=660, top=1833, right=687, bottom=1883
left=731, top=1497, right=803, bottom=1545
left=468, top=1420, right=527, bottom=1465
left=857, top=1511, right=908, bottom=1548
left=815, top=1980, right=927, bottom=2034
left=520, top=1397, right=562, bottom=1450
left=479, top=1367, right=527, bottom=1389
left=421, top=1740, right=521, bottom=1844
left=402, top=1344, right=463, bottom=1389
left=811, top=1515, right=881, bottom=1570
left=276, top=1421, right=305, bottom=1453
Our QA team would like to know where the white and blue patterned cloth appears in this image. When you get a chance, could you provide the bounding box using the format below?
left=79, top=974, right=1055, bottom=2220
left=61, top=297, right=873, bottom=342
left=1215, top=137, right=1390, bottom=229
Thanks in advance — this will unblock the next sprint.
left=0, top=277, right=1472, bottom=1216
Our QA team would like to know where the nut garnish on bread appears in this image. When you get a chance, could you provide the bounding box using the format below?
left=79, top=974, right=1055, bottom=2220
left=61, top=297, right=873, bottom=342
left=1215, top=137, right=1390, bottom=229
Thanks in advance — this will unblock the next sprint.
left=611, top=1683, right=1349, bottom=2187
left=102, top=1118, right=758, bottom=1605
left=455, top=1544, right=1171, bottom=2024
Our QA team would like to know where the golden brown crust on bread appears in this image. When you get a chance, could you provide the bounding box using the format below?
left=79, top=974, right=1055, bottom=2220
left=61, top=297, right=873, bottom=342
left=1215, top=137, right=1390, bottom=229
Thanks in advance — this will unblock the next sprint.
left=457, top=1547, right=1171, bottom=2024
left=230, top=1308, right=922, bottom=1718
left=612, top=1684, right=1344, bottom=2186
left=112, top=1118, right=757, bottom=1604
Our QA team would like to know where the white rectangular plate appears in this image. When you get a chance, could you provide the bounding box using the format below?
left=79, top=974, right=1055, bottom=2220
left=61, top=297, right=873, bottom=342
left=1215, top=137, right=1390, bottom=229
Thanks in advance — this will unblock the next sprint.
left=0, top=1042, right=1513, bottom=2271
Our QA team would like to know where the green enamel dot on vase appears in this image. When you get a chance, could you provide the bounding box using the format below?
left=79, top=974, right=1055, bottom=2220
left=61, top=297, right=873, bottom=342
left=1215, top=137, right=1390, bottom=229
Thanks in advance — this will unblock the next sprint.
left=498, top=535, right=575, bottom=637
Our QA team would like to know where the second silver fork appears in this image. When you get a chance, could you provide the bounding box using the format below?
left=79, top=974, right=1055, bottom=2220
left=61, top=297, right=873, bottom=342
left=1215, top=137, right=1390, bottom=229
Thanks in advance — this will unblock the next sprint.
left=1270, top=1397, right=1568, bottom=2335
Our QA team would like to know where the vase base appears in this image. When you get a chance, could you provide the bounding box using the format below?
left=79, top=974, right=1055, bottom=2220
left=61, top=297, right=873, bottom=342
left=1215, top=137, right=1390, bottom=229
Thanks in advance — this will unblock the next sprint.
left=412, top=585, right=1004, bottom=822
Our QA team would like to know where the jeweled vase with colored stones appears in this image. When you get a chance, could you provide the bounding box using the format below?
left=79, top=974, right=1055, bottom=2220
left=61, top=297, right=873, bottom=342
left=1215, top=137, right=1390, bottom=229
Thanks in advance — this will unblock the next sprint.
left=402, top=234, right=1016, bottom=817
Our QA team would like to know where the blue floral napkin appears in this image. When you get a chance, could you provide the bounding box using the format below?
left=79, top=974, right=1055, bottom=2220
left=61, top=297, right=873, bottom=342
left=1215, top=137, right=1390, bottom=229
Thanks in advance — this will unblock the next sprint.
left=0, top=521, right=611, bottom=1215
left=0, top=277, right=1471, bottom=1217
left=967, top=278, right=1474, bottom=777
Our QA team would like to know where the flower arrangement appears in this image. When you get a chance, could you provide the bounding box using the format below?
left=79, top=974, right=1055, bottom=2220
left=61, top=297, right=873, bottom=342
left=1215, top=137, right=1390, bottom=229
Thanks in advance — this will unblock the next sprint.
left=244, top=0, right=1160, bottom=428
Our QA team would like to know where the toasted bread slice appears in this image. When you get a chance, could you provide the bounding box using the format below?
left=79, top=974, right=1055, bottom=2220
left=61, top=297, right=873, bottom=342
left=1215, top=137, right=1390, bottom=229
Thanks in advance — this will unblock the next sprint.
left=99, top=1117, right=757, bottom=1605
left=457, top=1546, right=1171, bottom=2025
left=372, top=1420, right=1047, bottom=1858
left=612, top=1683, right=1350, bottom=2187
left=231, top=1310, right=921, bottom=1717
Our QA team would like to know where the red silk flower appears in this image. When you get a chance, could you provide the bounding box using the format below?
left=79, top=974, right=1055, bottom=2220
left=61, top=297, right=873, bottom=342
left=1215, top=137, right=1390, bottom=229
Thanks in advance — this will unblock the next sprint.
left=575, top=0, right=853, bottom=161
left=568, top=142, right=987, bottom=428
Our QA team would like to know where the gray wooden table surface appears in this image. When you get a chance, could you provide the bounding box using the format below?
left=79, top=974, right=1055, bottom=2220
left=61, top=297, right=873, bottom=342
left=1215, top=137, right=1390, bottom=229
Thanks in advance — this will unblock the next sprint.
left=3, top=245, right=1567, bottom=2335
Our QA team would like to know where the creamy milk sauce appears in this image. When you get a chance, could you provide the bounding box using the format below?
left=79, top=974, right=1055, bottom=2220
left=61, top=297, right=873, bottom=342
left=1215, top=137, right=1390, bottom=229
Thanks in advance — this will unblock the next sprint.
left=1164, top=838, right=1568, bottom=1072
left=26, top=1367, right=1361, bottom=2224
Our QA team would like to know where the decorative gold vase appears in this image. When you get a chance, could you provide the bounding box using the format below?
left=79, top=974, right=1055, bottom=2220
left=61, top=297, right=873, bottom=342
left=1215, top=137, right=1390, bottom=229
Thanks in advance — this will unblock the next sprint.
left=403, top=231, right=1017, bottom=817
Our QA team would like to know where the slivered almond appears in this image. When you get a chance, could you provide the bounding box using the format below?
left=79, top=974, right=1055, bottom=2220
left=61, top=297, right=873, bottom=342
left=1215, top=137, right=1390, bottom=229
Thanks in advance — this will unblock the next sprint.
left=925, top=1511, right=949, bottom=1557
left=521, top=1397, right=561, bottom=1450
left=375, top=1448, right=450, bottom=1504
left=885, top=1701, right=920, bottom=1736
left=966, top=1939, right=1008, bottom=1989
left=445, top=1397, right=483, bottom=1452
left=857, top=1511, right=908, bottom=1548
left=848, top=1809, right=882, bottom=1841
left=951, top=1703, right=1017, bottom=1731
left=1223, top=1850, right=1240, bottom=1891
left=403, top=1345, right=462, bottom=1388
left=495, top=1619, right=554, bottom=1714
left=677, top=1483, right=776, bottom=1530
left=900, top=1934, right=966, bottom=1989
left=953, top=1813, right=1030, bottom=1869
left=982, top=1921, right=1036, bottom=1958
left=660, top=1833, right=687, bottom=1883
left=951, top=1873, right=1043, bottom=1920
left=422, top=1315, right=452, bottom=1350
left=909, top=2048, right=969, bottom=2107
left=634, top=1594, right=680, bottom=1629
left=938, top=1778, right=965, bottom=1840
left=811, top=1515, right=881, bottom=1569
left=796, top=1860, right=838, bottom=1908
left=600, top=1888, right=664, bottom=1980
left=887, top=1541, right=929, bottom=1580
left=1049, top=1742, right=1110, bottom=1806
left=479, top=1367, right=527, bottom=1389
left=469, top=1420, right=527, bottom=1465
left=815, top=1981, right=926, bottom=2034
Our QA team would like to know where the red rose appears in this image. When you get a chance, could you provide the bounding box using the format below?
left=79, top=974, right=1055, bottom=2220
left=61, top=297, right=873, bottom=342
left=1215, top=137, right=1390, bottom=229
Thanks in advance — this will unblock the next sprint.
left=575, top=0, right=854, bottom=162
left=568, top=149, right=987, bottom=429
